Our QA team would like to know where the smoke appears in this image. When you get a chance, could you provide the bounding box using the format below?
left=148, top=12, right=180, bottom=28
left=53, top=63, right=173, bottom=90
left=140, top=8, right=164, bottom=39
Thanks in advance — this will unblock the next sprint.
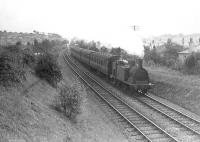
left=101, top=27, right=144, bottom=58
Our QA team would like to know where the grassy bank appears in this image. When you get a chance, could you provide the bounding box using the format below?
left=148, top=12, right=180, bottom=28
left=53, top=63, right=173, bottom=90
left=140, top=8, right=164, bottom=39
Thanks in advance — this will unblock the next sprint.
left=146, top=65, right=200, bottom=115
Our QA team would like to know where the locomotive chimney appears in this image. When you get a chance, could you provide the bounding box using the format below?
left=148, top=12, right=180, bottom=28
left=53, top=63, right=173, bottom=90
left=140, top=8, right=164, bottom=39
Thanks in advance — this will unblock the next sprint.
left=137, top=58, right=143, bottom=68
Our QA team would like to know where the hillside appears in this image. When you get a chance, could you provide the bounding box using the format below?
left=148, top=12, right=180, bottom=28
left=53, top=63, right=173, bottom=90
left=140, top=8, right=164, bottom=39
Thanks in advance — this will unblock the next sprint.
left=146, top=65, right=200, bottom=116
left=0, top=47, right=128, bottom=142
left=0, top=31, right=65, bottom=45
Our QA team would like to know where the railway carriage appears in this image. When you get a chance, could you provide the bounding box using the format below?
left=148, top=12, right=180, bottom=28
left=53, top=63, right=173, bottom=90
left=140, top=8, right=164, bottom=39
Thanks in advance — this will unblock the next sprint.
left=90, top=52, right=120, bottom=75
left=79, top=48, right=95, bottom=65
left=70, top=46, right=82, bottom=60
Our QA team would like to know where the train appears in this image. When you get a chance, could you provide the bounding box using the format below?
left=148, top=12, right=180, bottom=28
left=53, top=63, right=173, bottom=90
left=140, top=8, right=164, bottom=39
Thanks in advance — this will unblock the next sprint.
left=70, top=46, right=153, bottom=93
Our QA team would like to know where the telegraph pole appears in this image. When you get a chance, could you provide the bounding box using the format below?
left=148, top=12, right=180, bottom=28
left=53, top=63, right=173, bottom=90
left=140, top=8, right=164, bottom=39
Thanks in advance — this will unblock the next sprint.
left=129, top=25, right=145, bottom=58
left=130, top=25, right=140, bottom=31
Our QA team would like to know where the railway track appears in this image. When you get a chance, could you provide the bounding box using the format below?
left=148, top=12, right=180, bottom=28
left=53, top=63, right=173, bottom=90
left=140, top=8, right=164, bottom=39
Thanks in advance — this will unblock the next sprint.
left=63, top=53, right=178, bottom=142
left=137, top=93, right=200, bottom=141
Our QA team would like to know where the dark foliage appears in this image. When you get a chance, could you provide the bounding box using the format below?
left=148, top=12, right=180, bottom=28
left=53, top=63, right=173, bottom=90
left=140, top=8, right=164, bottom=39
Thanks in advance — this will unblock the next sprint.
left=22, top=51, right=35, bottom=67
left=144, top=42, right=184, bottom=68
left=144, top=47, right=162, bottom=64
left=34, top=53, right=62, bottom=87
left=55, top=85, right=81, bottom=121
left=110, top=47, right=121, bottom=56
left=184, top=54, right=197, bottom=69
left=100, top=46, right=109, bottom=53
left=70, top=39, right=100, bottom=52
left=0, top=49, right=25, bottom=87
left=16, top=41, right=22, bottom=46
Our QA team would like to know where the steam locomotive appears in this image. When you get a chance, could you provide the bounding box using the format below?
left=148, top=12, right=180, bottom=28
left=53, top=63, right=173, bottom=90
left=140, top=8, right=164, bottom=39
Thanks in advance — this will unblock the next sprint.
left=70, top=46, right=153, bottom=93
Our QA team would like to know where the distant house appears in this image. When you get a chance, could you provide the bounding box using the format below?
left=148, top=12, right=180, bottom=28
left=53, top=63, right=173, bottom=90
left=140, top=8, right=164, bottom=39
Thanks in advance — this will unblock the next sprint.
left=178, top=45, right=200, bottom=64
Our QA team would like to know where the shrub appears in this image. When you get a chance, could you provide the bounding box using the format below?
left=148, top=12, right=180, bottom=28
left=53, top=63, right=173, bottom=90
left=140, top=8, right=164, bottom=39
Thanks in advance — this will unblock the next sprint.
left=144, top=49, right=163, bottom=65
left=194, top=52, right=200, bottom=60
left=34, top=53, right=62, bottom=87
left=0, top=53, right=25, bottom=87
left=171, top=60, right=182, bottom=71
left=22, top=52, right=35, bottom=67
left=184, top=54, right=197, bottom=69
left=144, top=43, right=183, bottom=69
left=56, top=84, right=81, bottom=121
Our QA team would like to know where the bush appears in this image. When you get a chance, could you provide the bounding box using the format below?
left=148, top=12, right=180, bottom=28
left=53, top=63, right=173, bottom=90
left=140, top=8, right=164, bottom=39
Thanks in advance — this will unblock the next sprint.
left=56, top=84, right=81, bottom=120
left=144, top=43, right=183, bottom=69
left=0, top=53, right=25, bottom=87
left=34, top=53, right=62, bottom=87
left=184, top=54, right=197, bottom=69
left=144, top=49, right=163, bottom=65
left=171, top=60, right=182, bottom=71
left=22, top=52, right=35, bottom=67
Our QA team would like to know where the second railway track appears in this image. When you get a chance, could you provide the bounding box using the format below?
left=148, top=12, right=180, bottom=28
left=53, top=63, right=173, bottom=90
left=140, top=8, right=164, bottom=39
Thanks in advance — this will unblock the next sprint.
left=66, top=52, right=200, bottom=142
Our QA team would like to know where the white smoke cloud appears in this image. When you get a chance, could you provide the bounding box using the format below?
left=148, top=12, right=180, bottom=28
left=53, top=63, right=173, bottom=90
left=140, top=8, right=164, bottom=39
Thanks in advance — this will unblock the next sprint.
left=100, top=27, right=144, bottom=58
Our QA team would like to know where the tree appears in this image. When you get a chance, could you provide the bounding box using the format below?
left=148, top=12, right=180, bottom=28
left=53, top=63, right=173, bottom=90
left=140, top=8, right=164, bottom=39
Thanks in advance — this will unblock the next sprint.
left=110, top=47, right=121, bottom=56
left=16, top=41, right=21, bottom=46
left=34, top=39, right=39, bottom=47
left=100, top=46, right=108, bottom=53
left=27, top=42, right=31, bottom=46
left=182, top=38, right=184, bottom=45
left=167, top=38, right=172, bottom=45
left=88, top=41, right=99, bottom=51
left=185, top=54, right=196, bottom=68
left=189, top=37, right=193, bottom=47
left=165, top=38, right=172, bottom=48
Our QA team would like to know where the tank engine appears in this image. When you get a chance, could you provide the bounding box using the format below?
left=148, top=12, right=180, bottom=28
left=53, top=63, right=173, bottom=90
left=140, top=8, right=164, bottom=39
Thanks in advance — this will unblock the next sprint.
left=111, top=58, right=151, bottom=93
left=70, top=47, right=153, bottom=94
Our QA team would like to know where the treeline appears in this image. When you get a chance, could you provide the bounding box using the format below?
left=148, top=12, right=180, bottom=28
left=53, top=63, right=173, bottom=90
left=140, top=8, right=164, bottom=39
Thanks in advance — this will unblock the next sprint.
left=70, top=39, right=100, bottom=52
left=70, top=39, right=140, bottom=61
left=144, top=40, right=200, bottom=74
left=0, top=39, right=65, bottom=88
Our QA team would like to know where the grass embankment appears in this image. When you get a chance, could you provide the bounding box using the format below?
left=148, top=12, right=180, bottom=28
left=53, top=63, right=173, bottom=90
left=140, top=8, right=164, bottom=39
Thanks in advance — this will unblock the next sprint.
left=0, top=43, right=81, bottom=141
left=0, top=44, right=127, bottom=142
left=146, top=65, right=200, bottom=115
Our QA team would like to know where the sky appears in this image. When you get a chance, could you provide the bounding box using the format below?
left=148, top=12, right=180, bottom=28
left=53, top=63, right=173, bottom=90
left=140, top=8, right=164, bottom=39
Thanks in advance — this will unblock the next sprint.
left=0, top=0, right=200, bottom=56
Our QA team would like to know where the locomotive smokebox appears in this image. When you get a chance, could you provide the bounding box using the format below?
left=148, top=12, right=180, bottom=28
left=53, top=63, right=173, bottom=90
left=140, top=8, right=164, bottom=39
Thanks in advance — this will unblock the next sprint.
left=137, top=58, right=143, bottom=68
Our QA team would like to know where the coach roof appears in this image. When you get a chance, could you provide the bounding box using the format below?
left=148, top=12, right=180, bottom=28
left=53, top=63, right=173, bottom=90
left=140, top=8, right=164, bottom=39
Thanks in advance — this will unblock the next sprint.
left=92, top=52, right=119, bottom=59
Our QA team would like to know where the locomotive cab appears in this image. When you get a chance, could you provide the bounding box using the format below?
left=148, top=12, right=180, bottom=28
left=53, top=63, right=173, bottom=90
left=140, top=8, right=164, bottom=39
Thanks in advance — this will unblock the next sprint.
left=111, top=59, right=129, bottom=81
